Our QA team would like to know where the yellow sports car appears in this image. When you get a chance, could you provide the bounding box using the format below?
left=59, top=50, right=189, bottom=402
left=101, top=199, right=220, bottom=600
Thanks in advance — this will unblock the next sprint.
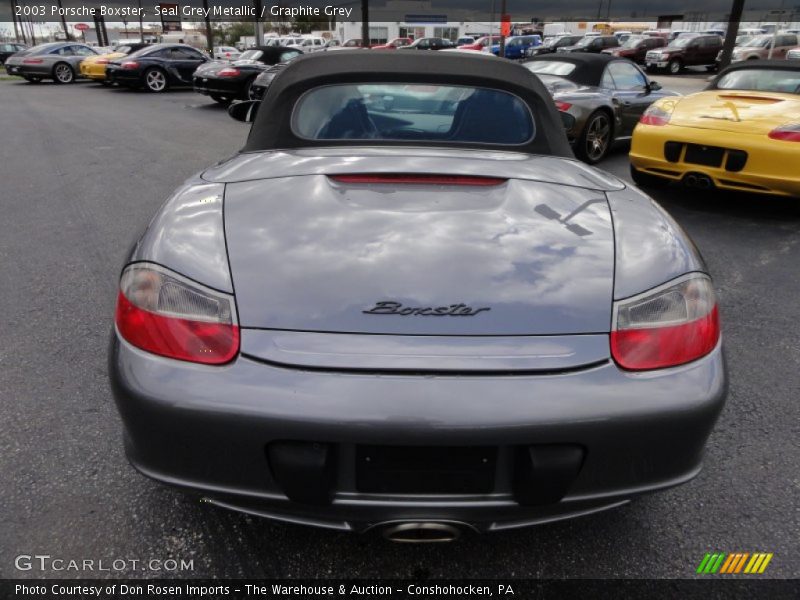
left=630, top=60, right=800, bottom=198
left=80, top=43, right=149, bottom=83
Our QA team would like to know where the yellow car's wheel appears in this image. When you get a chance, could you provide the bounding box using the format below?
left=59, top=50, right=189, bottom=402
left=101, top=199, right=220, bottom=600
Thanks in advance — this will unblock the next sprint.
left=630, top=166, right=670, bottom=189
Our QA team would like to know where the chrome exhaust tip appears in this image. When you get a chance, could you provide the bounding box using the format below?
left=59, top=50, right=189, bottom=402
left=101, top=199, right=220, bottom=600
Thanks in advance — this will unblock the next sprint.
left=683, top=172, right=713, bottom=190
left=381, top=522, right=464, bottom=543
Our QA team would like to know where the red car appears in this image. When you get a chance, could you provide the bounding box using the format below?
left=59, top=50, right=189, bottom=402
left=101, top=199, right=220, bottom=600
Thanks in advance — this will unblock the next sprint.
left=372, top=38, right=413, bottom=50
left=458, top=35, right=501, bottom=51
left=602, top=35, right=666, bottom=64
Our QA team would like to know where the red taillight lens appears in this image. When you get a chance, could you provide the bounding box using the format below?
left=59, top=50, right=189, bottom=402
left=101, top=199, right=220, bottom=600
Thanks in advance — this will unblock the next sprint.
left=120, top=61, right=139, bottom=70
left=23, top=58, right=43, bottom=64
left=639, top=104, right=672, bottom=126
left=115, top=264, right=239, bottom=365
left=554, top=100, right=572, bottom=112
left=768, top=123, right=800, bottom=142
left=611, top=275, right=720, bottom=371
left=329, top=174, right=507, bottom=186
left=218, top=67, right=241, bottom=77
left=95, top=58, right=110, bottom=65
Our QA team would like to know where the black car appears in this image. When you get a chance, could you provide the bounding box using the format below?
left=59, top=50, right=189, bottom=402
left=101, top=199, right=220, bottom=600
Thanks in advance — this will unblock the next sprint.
left=0, top=42, right=27, bottom=65
left=248, top=62, right=290, bottom=101
left=105, top=43, right=208, bottom=92
left=398, top=37, right=454, bottom=50
left=527, top=35, right=583, bottom=57
left=558, top=35, right=620, bottom=54
left=193, top=46, right=302, bottom=104
left=522, top=53, right=677, bottom=163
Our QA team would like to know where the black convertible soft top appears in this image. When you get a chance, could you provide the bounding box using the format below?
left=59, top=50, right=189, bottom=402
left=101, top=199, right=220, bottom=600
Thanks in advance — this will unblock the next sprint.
left=522, top=53, right=618, bottom=88
left=243, top=50, right=573, bottom=157
left=246, top=45, right=300, bottom=65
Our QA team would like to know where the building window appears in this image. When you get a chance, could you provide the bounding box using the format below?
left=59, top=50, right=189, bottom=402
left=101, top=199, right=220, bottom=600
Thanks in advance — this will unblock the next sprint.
left=368, top=26, right=388, bottom=44
left=434, top=27, right=459, bottom=41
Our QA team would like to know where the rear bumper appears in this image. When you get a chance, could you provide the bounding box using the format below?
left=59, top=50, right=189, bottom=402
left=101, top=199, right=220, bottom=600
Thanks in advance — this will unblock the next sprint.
left=631, top=124, right=800, bottom=197
left=193, top=76, right=242, bottom=97
left=80, top=64, right=108, bottom=80
left=110, top=333, right=727, bottom=532
left=6, top=63, right=50, bottom=77
left=105, top=68, right=142, bottom=86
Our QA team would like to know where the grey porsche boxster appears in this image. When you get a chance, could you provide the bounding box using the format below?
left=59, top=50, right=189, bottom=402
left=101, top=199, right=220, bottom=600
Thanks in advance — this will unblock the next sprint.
left=4, top=41, right=98, bottom=84
left=110, top=52, right=726, bottom=541
left=523, top=53, right=678, bottom=164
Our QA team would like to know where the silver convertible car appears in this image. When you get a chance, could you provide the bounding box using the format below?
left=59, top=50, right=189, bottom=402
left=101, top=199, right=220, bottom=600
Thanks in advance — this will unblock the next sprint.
left=110, top=52, right=726, bottom=542
left=4, top=41, right=98, bottom=84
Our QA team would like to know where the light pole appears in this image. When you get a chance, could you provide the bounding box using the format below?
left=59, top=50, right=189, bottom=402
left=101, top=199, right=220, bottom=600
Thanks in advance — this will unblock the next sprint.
left=498, top=0, right=506, bottom=57
left=718, top=0, right=745, bottom=70
left=361, top=0, right=369, bottom=48
left=138, top=0, right=144, bottom=43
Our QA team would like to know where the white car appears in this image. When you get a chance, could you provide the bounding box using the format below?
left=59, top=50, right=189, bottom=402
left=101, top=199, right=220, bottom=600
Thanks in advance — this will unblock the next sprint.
left=297, top=37, right=326, bottom=52
left=214, top=46, right=241, bottom=61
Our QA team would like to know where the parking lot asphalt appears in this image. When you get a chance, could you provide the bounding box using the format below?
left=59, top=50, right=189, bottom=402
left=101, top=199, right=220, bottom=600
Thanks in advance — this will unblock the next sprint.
left=1, top=77, right=798, bottom=580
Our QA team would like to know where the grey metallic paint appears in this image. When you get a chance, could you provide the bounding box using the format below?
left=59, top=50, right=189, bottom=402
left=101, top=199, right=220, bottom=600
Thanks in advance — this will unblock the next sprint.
left=110, top=70, right=725, bottom=530
left=127, top=179, right=233, bottom=293
left=224, top=173, right=614, bottom=336
left=4, top=42, right=97, bottom=81
left=110, top=334, right=726, bottom=531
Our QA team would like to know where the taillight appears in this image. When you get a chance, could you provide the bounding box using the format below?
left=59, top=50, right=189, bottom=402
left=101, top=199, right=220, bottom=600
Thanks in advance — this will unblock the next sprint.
left=95, top=58, right=110, bottom=65
left=120, top=61, right=139, bottom=70
left=329, top=174, right=507, bottom=186
left=554, top=100, right=572, bottom=112
left=115, top=263, right=239, bottom=365
left=218, top=67, right=241, bottom=77
left=768, top=122, right=800, bottom=142
left=611, top=274, right=720, bottom=371
left=23, top=58, right=43, bottom=64
left=639, top=104, right=672, bottom=126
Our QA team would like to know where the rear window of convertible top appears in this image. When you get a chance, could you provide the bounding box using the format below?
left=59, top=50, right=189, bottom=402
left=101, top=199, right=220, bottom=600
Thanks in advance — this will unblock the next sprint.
left=290, top=83, right=535, bottom=145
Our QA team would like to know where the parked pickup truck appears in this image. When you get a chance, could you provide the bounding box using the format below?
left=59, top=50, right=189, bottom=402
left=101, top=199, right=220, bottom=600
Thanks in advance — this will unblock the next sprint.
left=645, top=33, right=722, bottom=74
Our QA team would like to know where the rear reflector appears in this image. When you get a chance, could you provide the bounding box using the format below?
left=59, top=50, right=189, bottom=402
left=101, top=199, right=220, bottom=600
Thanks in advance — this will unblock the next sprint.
left=768, top=123, right=800, bottom=142
left=329, top=174, right=507, bottom=186
left=639, top=105, right=671, bottom=126
left=611, top=274, right=720, bottom=371
left=115, top=263, right=239, bottom=365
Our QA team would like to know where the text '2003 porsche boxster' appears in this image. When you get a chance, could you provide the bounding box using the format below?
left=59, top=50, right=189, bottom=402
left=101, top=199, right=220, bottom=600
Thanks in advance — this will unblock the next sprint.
left=109, top=51, right=726, bottom=541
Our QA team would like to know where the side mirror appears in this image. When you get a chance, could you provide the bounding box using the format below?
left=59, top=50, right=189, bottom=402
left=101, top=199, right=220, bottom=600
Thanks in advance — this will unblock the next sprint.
left=228, top=100, right=259, bottom=123
left=648, top=80, right=662, bottom=91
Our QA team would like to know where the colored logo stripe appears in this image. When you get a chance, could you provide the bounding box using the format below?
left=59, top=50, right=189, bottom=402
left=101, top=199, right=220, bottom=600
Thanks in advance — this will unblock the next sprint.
left=698, top=552, right=773, bottom=574
left=697, top=553, right=726, bottom=574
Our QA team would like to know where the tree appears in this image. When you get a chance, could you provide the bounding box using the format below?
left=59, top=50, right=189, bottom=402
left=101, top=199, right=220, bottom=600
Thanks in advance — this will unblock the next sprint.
left=293, top=15, right=329, bottom=34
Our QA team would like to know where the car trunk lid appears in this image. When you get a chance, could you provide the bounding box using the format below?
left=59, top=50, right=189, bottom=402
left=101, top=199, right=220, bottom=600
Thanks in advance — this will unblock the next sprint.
left=669, top=91, right=800, bottom=134
left=222, top=155, right=616, bottom=337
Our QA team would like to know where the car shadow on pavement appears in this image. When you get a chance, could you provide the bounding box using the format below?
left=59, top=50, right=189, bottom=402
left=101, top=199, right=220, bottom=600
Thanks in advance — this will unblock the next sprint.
left=652, top=186, right=800, bottom=222
left=153, top=484, right=663, bottom=578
